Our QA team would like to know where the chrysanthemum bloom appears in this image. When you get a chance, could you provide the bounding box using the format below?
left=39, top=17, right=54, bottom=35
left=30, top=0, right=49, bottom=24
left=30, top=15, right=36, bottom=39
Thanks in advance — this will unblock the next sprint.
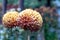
left=2, top=11, right=19, bottom=28
left=17, top=9, right=43, bottom=32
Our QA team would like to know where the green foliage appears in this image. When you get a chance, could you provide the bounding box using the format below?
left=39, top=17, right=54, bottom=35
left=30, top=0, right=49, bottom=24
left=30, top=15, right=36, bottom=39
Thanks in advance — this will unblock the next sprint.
left=0, top=25, right=37, bottom=40
left=44, top=23, right=57, bottom=40
left=44, top=12, right=58, bottom=40
left=7, top=0, right=18, bottom=5
left=24, top=0, right=47, bottom=8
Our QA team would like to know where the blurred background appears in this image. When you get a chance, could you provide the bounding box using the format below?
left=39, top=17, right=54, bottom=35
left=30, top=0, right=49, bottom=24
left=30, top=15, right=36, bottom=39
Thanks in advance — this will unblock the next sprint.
left=0, top=0, right=60, bottom=40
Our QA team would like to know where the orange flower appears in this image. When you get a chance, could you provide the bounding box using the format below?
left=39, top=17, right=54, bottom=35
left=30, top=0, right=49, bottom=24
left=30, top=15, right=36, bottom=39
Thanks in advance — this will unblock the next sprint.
left=17, top=9, right=43, bottom=31
left=2, top=11, right=19, bottom=28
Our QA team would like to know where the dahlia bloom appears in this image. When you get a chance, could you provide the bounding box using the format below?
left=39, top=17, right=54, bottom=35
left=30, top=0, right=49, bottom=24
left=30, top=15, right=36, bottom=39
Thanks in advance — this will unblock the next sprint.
left=17, top=9, right=43, bottom=31
left=2, top=11, right=19, bottom=28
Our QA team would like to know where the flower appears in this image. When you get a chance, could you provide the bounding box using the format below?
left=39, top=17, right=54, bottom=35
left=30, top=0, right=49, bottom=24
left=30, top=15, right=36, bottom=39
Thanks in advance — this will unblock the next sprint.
left=2, top=11, right=19, bottom=28
left=17, top=9, right=43, bottom=31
